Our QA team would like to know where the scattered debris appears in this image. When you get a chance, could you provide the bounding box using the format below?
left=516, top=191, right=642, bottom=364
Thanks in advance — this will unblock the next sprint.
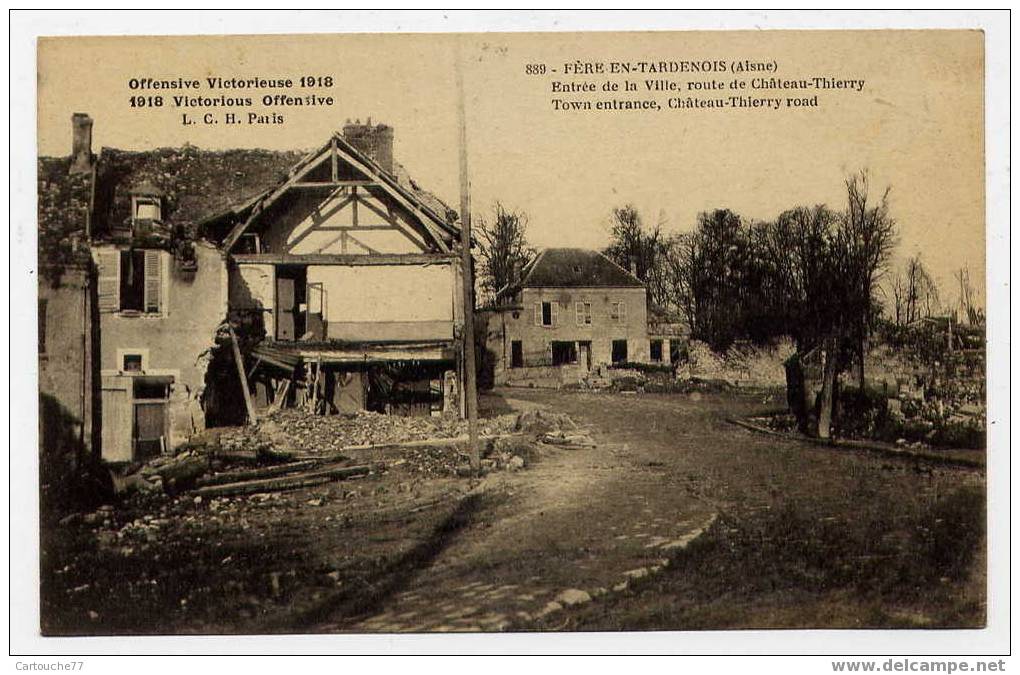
left=260, top=409, right=517, bottom=456
left=196, top=461, right=318, bottom=487
left=192, top=463, right=379, bottom=499
left=539, top=431, right=596, bottom=448
left=555, top=589, right=592, bottom=607
left=513, top=410, right=578, bottom=434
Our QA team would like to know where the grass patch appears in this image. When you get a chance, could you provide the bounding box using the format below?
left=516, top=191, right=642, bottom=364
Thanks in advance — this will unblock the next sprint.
left=532, top=484, right=985, bottom=631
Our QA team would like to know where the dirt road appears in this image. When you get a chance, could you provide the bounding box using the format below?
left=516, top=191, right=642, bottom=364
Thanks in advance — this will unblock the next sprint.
left=507, top=388, right=986, bottom=630
left=42, top=387, right=984, bottom=634
left=304, top=385, right=984, bottom=631
left=326, top=393, right=717, bottom=632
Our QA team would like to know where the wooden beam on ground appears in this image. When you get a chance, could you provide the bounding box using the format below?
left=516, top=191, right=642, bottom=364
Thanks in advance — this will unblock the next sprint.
left=289, top=432, right=524, bottom=462
left=191, top=462, right=379, bottom=498
left=227, top=323, right=258, bottom=425
left=195, top=460, right=319, bottom=487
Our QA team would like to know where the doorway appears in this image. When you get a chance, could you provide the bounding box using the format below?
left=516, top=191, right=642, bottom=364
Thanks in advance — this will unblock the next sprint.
left=578, top=341, right=592, bottom=370
left=276, top=266, right=307, bottom=341
left=511, top=340, right=523, bottom=368
left=132, top=377, right=170, bottom=460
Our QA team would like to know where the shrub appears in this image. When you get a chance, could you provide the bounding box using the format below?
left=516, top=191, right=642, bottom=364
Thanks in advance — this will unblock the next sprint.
left=834, top=387, right=890, bottom=439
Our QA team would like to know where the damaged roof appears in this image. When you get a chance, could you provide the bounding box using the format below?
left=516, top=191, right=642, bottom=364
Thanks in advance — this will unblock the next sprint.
left=217, top=132, right=460, bottom=252
left=40, top=122, right=460, bottom=259
left=91, top=146, right=306, bottom=239
left=37, top=156, right=94, bottom=278
left=519, top=248, right=644, bottom=289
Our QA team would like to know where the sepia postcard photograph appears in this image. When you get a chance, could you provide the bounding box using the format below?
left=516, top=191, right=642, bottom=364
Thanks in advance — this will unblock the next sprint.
left=10, top=9, right=1011, bottom=662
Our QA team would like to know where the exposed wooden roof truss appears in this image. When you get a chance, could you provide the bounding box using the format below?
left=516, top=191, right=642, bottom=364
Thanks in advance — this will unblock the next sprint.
left=222, top=133, right=455, bottom=255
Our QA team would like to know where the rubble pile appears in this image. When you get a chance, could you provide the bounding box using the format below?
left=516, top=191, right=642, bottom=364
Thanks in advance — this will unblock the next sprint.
left=513, top=410, right=595, bottom=450
left=262, top=409, right=518, bottom=455
left=402, top=445, right=471, bottom=478
left=216, top=426, right=276, bottom=459
left=677, top=339, right=793, bottom=387
left=104, top=407, right=570, bottom=501
left=513, top=410, right=578, bottom=435
left=111, top=450, right=210, bottom=496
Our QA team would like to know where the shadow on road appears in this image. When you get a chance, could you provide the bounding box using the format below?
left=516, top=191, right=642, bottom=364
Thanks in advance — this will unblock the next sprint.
left=268, top=491, right=492, bottom=633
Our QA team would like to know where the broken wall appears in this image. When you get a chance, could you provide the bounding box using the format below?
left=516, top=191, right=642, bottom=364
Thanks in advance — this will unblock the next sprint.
left=306, top=263, right=457, bottom=341
left=39, top=266, right=96, bottom=471
left=229, top=262, right=275, bottom=337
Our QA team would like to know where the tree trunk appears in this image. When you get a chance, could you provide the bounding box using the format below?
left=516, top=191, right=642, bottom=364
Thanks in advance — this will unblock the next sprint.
left=817, top=337, right=838, bottom=439
left=858, top=330, right=867, bottom=391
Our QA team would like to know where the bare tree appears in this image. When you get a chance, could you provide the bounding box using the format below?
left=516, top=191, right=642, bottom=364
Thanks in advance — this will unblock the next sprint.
left=819, top=171, right=896, bottom=434
left=657, top=232, right=698, bottom=331
left=891, top=256, right=940, bottom=326
left=954, top=266, right=983, bottom=325
left=475, top=202, right=535, bottom=306
left=603, top=205, right=667, bottom=304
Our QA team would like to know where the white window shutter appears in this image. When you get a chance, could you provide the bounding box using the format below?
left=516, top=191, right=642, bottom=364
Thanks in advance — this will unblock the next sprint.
left=534, top=302, right=542, bottom=326
left=144, top=250, right=162, bottom=314
left=575, top=302, right=584, bottom=326
left=96, top=249, right=120, bottom=312
left=551, top=301, right=559, bottom=326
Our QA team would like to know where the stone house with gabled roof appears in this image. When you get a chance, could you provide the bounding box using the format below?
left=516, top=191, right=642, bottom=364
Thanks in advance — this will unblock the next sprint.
left=487, top=248, right=659, bottom=387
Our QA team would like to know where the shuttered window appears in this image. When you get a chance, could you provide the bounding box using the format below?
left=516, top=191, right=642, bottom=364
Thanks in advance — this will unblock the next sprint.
left=96, top=249, right=120, bottom=312
left=575, top=301, right=592, bottom=325
left=144, top=249, right=162, bottom=314
left=611, top=301, right=627, bottom=324
left=535, top=301, right=556, bottom=327
left=97, top=248, right=163, bottom=314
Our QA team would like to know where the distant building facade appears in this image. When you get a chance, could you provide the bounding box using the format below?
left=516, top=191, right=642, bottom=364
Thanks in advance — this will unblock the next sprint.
left=488, top=248, right=675, bottom=387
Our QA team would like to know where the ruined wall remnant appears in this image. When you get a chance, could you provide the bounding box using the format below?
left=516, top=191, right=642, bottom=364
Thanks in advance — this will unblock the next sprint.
left=70, top=113, right=94, bottom=175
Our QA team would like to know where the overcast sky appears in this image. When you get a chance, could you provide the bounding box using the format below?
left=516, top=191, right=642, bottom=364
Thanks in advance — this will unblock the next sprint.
left=38, top=30, right=984, bottom=306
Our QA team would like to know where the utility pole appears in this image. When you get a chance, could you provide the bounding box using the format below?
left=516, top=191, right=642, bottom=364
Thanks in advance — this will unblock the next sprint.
left=456, top=41, right=481, bottom=473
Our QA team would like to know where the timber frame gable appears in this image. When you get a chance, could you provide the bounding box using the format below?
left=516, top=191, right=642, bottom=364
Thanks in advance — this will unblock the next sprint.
left=220, top=133, right=458, bottom=256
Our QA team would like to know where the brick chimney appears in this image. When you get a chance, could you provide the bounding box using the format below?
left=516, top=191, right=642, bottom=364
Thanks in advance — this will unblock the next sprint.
left=70, top=112, right=93, bottom=175
left=342, top=118, right=394, bottom=175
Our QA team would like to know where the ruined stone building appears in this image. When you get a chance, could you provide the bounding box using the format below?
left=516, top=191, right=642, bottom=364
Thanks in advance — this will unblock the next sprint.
left=39, top=114, right=464, bottom=465
left=38, top=118, right=100, bottom=480
left=486, top=248, right=682, bottom=387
